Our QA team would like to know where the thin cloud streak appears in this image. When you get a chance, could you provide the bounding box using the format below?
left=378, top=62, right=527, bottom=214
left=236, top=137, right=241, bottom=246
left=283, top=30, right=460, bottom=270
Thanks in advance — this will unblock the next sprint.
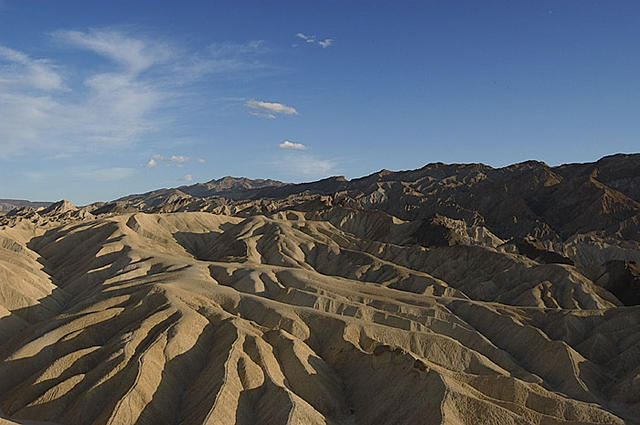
left=0, top=45, right=65, bottom=90
left=279, top=141, right=307, bottom=150
left=294, top=33, right=334, bottom=48
left=52, top=29, right=173, bottom=73
left=142, top=154, right=190, bottom=168
left=246, top=99, right=298, bottom=119
left=174, top=40, right=272, bottom=82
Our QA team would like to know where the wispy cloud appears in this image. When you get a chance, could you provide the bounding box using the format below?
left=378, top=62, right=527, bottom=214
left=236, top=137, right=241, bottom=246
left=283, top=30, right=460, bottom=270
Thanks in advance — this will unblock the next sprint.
left=169, top=155, right=188, bottom=162
left=296, top=33, right=317, bottom=44
left=278, top=140, right=307, bottom=150
left=0, top=28, right=277, bottom=157
left=0, top=29, right=172, bottom=156
left=142, top=154, right=190, bottom=168
left=0, top=46, right=65, bottom=90
left=179, top=174, right=193, bottom=182
left=294, top=33, right=334, bottom=48
left=196, top=158, right=206, bottom=163
left=142, top=158, right=157, bottom=168
left=245, top=99, right=298, bottom=119
left=53, top=29, right=173, bottom=73
left=175, top=40, right=272, bottom=81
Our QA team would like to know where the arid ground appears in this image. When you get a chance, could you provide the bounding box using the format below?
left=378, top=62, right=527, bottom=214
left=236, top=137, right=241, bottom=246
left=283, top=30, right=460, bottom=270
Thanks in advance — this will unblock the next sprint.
left=1, top=154, right=639, bottom=425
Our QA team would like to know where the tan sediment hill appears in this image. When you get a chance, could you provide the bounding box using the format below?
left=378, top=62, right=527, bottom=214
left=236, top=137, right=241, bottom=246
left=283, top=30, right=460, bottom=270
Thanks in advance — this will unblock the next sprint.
left=1, top=155, right=640, bottom=424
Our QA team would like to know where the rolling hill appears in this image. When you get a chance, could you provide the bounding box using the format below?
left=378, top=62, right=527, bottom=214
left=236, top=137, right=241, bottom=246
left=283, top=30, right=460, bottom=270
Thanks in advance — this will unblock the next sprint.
left=1, top=154, right=639, bottom=425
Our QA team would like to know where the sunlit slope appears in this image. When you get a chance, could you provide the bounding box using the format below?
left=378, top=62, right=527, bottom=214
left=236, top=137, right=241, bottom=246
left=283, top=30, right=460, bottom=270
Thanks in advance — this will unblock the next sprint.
left=1, top=211, right=639, bottom=425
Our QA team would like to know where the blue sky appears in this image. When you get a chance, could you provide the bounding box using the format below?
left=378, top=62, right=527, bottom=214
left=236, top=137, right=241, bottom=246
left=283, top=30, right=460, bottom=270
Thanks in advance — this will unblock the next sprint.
left=0, top=1, right=639, bottom=204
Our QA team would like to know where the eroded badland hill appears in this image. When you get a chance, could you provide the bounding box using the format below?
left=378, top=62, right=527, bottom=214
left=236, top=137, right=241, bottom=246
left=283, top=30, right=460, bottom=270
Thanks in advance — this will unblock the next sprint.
left=1, top=154, right=640, bottom=424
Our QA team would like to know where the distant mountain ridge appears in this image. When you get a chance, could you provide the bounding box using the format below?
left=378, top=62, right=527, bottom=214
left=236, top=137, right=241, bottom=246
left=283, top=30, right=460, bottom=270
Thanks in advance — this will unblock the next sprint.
left=101, top=153, right=640, bottom=244
left=179, top=175, right=287, bottom=198
left=0, top=199, right=51, bottom=213
left=114, top=176, right=287, bottom=209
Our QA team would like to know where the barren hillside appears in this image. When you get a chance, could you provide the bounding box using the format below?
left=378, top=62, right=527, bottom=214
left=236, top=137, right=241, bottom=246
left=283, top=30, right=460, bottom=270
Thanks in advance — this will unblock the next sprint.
left=1, top=155, right=639, bottom=425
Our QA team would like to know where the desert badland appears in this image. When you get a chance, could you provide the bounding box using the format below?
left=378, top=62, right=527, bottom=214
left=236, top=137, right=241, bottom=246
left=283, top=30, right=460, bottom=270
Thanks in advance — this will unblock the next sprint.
left=1, top=154, right=640, bottom=424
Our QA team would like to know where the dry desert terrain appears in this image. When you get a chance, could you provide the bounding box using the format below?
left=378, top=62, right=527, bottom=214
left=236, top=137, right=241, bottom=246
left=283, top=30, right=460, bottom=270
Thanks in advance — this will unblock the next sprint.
left=1, top=155, right=639, bottom=424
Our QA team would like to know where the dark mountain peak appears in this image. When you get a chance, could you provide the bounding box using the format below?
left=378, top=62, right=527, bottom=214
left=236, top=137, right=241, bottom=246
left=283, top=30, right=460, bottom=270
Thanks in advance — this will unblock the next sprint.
left=508, top=160, right=549, bottom=169
left=196, top=176, right=286, bottom=193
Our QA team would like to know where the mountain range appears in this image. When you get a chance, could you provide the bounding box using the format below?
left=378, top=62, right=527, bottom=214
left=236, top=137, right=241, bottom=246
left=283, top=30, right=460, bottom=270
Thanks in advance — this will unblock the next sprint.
left=1, top=153, right=639, bottom=424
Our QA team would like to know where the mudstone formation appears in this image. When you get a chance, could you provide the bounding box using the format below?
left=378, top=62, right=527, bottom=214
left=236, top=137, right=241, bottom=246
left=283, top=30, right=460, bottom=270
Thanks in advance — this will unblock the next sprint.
left=1, top=154, right=640, bottom=424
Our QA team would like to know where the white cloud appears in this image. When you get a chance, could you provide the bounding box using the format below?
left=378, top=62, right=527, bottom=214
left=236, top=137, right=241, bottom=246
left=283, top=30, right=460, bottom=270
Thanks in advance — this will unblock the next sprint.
left=143, top=154, right=190, bottom=168
left=0, top=29, right=278, bottom=158
left=294, top=33, right=334, bottom=48
left=296, top=33, right=312, bottom=41
left=245, top=99, right=298, bottom=119
left=0, top=30, right=172, bottom=156
left=169, top=155, right=188, bottom=163
left=142, top=158, right=157, bottom=168
left=179, top=174, right=193, bottom=182
left=53, top=29, right=173, bottom=73
left=278, top=140, right=307, bottom=150
left=196, top=158, right=206, bottom=163
left=296, top=33, right=316, bottom=44
left=0, top=46, right=65, bottom=90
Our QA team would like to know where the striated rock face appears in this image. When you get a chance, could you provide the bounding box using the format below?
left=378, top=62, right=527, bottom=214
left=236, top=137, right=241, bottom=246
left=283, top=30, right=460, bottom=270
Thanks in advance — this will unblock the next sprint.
left=1, top=154, right=640, bottom=425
